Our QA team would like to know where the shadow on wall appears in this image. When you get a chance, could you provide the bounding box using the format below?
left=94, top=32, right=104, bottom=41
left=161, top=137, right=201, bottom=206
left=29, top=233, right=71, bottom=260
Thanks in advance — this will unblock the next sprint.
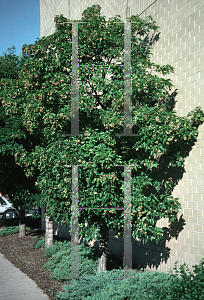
left=41, top=85, right=191, bottom=271
left=87, top=81, right=190, bottom=269
left=86, top=213, right=185, bottom=270
left=41, top=208, right=185, bottom=271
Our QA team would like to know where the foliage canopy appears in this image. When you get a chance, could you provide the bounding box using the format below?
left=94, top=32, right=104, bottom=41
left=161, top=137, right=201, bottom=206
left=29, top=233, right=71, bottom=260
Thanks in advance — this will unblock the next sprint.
left=0, top=5, right=203, bottom=246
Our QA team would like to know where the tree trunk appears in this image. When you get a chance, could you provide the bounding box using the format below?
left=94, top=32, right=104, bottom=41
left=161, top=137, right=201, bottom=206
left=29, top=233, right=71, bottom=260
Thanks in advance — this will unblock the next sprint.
left=97, top=226, right=109, bottom=272
left=19, top=207, right=26, bottom=238
left=38, top=206, right=41, bottom=216
left=45, top=215, right=53, bottom=248
left=37, top=206, right=41, bottom=228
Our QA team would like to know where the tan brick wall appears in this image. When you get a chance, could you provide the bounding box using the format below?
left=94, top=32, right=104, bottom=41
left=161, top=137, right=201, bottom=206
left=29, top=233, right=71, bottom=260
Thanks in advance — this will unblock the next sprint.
left=40, top=0, right=156, bottom=38
left=138, top=0, right=204, bottom=274
left=40, top=0, right=204, bottom=274
left=40, top=0, right=70, bottom=38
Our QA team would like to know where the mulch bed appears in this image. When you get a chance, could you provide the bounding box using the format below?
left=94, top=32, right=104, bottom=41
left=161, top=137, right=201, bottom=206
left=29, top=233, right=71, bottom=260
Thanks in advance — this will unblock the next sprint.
left=0, top=228, right=71, bottom=299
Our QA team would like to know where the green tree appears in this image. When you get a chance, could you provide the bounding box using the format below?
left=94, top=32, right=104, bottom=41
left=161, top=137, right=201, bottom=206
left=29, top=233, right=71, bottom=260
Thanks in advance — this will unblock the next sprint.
left=0, top=46, right=40, bottom=236
left=0, top=5, right=203, bottom=271
left=0, top=45, right=29, bottom=80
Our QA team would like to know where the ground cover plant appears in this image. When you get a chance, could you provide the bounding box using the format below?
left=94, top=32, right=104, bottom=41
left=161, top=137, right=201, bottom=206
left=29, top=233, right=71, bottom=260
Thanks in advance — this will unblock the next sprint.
left=0, top=225, right=20, bottom=236
left=33, top=237, right=126, bottom=278
left=34, top=235, right=204, bottom=300
left=0, top=223, right=203, bottom=299
left=55, top=258, right=204, bottom=300
left=0, top=45, right=42, bottom=237
left=0, top=3, right=204, bottom=273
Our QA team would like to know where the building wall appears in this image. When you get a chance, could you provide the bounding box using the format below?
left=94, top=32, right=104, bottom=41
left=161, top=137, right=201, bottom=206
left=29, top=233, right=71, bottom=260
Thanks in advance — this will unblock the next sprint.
left=40, top=0, right=70, bottom=38
left=134, top=0, right=204, bottom=274
left=40, top=0, right=155, bottom=38
left=40, top=0, right=204, bottom=274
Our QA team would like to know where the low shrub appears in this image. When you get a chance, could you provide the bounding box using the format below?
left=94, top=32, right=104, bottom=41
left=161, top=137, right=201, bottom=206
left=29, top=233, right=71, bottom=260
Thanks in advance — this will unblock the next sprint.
left=0, top=226, right=19, bottom=236
left=55, top=259, right=204, bottom=300
left=33, top=237, right=45, bottom=249
left=0, top=226, right=31, bottom=237
left=43, top=240, right=99, bottom=281
left=55, top=269, right=170, bottom=300
left=44, top=240, right=71, bottom=258
left=33, top=236, right=204, bottom=299
left=167, top=258, right=204, bottom=300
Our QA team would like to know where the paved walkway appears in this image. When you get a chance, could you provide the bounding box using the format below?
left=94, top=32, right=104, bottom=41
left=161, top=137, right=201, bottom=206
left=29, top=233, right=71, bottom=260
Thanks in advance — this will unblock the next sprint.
left=0, top=252, right=50, bottom=300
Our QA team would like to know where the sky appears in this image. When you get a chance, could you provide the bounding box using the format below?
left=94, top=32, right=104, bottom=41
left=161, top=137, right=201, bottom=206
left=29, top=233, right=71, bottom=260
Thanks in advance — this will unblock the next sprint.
left=0, top=0, right=40, bottom=57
